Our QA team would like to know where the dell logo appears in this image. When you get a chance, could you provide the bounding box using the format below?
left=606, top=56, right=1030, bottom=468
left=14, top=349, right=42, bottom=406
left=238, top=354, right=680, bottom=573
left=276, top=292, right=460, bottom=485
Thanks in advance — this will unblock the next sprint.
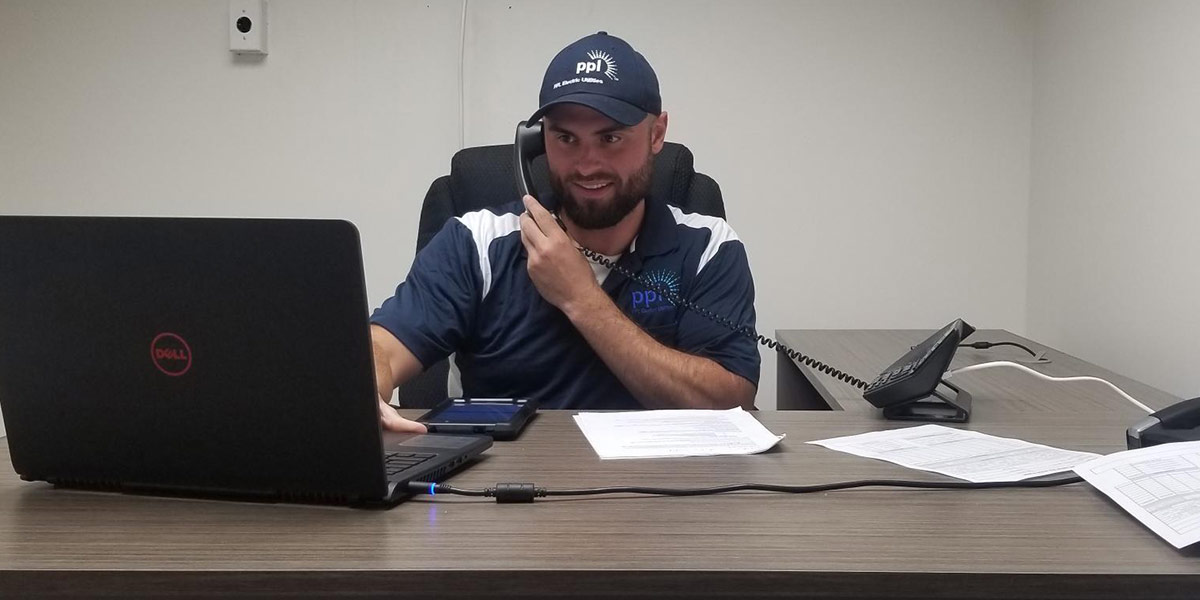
left=151, top=332, right=192, bottom=377
left=154, top=348, right=188, bottom=361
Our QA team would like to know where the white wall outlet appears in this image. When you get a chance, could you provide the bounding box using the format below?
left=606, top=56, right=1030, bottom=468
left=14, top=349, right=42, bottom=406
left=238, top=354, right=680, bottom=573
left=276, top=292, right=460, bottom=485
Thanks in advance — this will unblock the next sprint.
left=230, top=0, right=268, bottom=55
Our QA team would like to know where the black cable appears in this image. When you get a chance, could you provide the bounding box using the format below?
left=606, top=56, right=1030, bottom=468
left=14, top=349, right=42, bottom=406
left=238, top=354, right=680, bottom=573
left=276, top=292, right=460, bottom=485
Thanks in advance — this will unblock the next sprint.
left=959, top=340, right=1039, bottom=357
left=410, top=476, right=1083, bottom=503
left=578, top=247, right=870, bottom=390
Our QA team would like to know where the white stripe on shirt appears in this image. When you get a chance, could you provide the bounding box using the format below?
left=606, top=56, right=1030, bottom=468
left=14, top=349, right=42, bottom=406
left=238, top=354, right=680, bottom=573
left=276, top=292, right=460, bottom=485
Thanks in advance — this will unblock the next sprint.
left=455, top=209, right=521, bottom=300
left=668, top=206, right=741, bottom=274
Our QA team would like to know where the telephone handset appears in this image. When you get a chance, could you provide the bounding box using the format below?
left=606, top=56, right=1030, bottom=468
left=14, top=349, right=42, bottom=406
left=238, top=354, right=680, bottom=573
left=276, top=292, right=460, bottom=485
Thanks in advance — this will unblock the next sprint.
left=512, top=121, right=973, bottom=421
left=514, top=120, right=545, bottom=200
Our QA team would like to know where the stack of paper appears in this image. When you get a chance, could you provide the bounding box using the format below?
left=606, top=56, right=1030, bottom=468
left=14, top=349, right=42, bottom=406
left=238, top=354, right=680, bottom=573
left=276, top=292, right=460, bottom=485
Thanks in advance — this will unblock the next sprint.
left=1074, top=441, right=1200, bottom=549
left=573, top=408, right=785, bottom=459
left=808, top=424, right=1099, bottom=483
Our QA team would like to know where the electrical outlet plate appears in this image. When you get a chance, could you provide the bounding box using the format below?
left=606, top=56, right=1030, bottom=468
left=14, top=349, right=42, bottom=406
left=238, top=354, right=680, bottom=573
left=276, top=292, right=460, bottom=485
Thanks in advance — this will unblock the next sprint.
left=230, top=0, right=268, bottom=55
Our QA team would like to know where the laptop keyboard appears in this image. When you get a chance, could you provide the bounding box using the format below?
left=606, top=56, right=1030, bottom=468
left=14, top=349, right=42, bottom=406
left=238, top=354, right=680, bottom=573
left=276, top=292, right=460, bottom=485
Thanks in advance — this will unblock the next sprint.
left=384, top=451, right=437, bottom=479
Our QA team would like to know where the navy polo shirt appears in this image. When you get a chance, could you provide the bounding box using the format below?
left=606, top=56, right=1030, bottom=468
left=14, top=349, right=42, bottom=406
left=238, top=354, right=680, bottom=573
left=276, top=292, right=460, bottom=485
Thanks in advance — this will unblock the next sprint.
left=371, top=197, right=759, bottom=410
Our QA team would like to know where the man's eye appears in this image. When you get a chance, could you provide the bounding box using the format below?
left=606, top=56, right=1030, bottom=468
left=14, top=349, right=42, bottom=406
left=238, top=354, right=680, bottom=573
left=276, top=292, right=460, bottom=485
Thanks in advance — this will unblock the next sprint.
left=556, top=134, right=575, bottom=144
left=603, top=134, right=621, bottom=143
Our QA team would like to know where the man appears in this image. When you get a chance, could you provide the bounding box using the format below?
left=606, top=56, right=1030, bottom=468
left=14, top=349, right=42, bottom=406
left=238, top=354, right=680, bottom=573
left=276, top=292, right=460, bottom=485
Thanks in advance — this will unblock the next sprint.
left=371, top=32, right=759, bottom=433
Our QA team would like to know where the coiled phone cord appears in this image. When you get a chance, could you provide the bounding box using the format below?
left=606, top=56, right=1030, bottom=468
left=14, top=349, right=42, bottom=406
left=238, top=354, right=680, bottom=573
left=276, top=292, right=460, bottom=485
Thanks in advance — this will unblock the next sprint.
left=577, top=246, right=870, bottom=390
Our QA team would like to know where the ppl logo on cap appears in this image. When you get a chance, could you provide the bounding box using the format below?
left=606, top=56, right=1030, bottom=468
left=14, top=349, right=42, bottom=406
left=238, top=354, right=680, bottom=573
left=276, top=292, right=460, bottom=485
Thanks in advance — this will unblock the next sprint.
left=151, top=332, right=192, bottom=377
left=577, top=50, right=619, bottom=81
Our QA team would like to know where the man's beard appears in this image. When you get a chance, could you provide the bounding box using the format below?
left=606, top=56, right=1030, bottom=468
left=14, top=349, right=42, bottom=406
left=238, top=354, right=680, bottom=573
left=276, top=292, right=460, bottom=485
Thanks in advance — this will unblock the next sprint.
left=550, top=156, right=654, bottom=230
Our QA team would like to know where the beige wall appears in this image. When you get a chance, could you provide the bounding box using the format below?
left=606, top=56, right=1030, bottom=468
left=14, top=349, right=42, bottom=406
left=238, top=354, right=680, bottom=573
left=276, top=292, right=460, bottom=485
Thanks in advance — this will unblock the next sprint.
left=1028, top=0, right=1200, bottom=401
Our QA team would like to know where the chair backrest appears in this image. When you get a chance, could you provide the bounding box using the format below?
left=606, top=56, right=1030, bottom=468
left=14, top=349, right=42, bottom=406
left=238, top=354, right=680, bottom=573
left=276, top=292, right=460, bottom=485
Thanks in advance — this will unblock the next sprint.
left=397, top=141, right=725, bottom=408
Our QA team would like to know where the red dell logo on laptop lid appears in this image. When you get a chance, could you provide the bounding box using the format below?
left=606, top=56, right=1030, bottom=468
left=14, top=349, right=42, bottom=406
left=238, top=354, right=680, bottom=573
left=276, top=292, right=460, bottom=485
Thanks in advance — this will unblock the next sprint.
left=151, top=332, right=192, bottom=376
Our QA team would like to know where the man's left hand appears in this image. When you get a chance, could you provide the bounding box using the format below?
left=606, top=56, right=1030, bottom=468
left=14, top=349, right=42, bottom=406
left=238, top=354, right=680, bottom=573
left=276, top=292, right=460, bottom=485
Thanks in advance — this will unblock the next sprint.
left=519, top=195, right=601, bottom=312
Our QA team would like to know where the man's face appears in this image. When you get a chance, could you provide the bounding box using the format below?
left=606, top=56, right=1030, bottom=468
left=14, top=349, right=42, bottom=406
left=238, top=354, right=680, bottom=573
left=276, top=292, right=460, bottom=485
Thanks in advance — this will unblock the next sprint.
left=543, top=104, right=667, bottom=230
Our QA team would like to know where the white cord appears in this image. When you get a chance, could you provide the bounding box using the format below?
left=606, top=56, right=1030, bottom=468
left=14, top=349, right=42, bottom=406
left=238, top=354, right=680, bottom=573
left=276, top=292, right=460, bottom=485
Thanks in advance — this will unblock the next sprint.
left=945, top=360, right=1154, bottom=414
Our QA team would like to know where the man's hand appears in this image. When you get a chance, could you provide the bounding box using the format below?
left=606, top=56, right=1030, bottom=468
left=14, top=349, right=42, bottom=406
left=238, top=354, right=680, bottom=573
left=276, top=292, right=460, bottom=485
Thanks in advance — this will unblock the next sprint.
left=519, top=195, right=601, bottom=312
left=371, top=325, right=427, bottom=432
left=378, top=396, right=427, bottom=433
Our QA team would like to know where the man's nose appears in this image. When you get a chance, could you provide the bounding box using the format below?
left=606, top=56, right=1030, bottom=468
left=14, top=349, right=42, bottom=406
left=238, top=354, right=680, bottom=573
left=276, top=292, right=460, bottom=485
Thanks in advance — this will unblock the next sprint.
left=574, top=143, right=604, bottom=176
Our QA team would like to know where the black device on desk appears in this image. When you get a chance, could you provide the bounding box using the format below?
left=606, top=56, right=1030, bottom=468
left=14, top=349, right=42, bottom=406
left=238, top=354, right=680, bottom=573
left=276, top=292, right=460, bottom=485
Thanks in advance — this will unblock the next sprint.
left=0, top=217, right=491, bottom=508
left=1127, top=396, right=1200, bottom=449
left=863, top=319, right=976, bottom=422
left=419, top=398, right=539, bottom=440
left=513, top=120, right=973, bottom=422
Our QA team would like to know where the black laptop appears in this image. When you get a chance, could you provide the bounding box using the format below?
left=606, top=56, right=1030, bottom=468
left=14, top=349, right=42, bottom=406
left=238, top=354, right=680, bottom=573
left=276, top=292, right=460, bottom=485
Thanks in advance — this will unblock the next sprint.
left=0, top=216, right=490, bottom=507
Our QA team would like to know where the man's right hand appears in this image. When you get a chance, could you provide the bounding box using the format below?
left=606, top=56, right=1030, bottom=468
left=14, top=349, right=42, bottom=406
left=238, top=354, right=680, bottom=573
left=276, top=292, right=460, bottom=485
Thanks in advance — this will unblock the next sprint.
left=378, top=396, right=427, bottom=433
left=371, top=325, right=428, bottom=433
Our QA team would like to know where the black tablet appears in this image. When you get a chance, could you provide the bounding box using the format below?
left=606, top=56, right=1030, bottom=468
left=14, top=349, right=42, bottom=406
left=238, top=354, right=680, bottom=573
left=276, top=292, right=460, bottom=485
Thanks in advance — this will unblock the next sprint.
left=417, top=398, right=538, bottom=440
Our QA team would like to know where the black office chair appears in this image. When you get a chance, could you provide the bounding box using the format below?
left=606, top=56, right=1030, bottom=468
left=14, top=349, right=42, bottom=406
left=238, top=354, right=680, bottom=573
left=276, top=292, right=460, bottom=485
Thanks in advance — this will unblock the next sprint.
left=396, top=140, right=725, bottom=408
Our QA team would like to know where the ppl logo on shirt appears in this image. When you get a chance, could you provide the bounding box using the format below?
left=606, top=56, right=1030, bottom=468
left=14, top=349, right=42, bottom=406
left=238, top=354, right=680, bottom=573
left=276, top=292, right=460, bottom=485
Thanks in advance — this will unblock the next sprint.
left=631, top=270, right=680, bottom=314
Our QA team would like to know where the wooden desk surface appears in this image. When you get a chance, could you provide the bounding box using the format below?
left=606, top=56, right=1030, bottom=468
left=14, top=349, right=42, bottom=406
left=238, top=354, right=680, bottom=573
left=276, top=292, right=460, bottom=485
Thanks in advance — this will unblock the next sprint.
left=1, top=330, right=1196, bottom=599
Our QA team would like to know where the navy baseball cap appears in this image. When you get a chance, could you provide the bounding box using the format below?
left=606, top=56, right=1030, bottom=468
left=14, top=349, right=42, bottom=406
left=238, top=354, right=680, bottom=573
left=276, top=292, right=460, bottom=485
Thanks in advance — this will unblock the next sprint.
left=528, top=31, right=661, bottom=127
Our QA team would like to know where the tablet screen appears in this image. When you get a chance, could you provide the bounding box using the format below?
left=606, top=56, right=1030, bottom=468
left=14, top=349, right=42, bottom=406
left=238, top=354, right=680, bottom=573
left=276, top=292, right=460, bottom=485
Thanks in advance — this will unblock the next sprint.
left=424, top=402, right=522, bottom=424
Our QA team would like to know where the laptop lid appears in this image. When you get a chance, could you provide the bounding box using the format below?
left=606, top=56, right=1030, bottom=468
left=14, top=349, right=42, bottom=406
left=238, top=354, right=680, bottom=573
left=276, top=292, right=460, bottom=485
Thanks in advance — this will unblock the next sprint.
left=0, top=216, right=487, bottom=506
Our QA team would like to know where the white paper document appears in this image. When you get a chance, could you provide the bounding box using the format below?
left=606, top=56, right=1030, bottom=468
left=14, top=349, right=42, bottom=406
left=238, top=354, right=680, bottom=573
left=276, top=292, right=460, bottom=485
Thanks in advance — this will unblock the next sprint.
left=1074, top=440, right=1200, bottom=549
left=808, top=424, right=1099, bottom=483
left=572, top=408, right=785, bottom=459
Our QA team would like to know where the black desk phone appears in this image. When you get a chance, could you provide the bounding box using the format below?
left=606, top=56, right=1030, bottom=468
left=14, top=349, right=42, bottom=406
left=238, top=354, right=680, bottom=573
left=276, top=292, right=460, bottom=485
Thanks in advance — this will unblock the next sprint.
left=1128, top=396, right=1200, bottom=449
left=862, top=319, right=975, bottom=422
left=513, top=121, right=975, bottom=421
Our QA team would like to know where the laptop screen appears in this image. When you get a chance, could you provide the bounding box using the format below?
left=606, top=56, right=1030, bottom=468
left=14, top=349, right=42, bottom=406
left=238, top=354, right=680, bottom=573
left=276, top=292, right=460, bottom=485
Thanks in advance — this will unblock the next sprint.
left=0, top=217, right=393, bottom=501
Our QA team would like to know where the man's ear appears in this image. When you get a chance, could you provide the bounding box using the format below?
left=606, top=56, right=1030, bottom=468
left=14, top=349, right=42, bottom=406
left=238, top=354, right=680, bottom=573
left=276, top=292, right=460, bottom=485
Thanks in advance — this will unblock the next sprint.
left=650, top=112, right=668, bottom=154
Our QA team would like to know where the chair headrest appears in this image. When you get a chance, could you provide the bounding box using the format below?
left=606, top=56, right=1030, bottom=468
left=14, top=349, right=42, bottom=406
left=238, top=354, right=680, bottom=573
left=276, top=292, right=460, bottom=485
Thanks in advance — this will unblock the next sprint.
left=446, top=142, right=701, bottom=217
